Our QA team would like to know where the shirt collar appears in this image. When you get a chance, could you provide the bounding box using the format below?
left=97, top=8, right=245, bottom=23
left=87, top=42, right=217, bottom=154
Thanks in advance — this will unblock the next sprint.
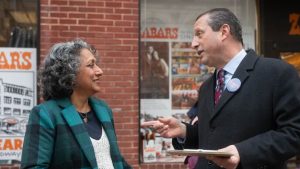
left=223, top=49, right=247, bottom=75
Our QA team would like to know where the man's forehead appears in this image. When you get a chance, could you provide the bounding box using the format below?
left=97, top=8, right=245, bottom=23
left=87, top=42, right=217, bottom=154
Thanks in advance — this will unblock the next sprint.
left=194, top=15, right=209, bottom=29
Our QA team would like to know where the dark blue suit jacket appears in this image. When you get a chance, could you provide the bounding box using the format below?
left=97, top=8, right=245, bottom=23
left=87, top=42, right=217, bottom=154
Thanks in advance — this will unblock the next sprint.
left=184, top=50, right=300, bottom=169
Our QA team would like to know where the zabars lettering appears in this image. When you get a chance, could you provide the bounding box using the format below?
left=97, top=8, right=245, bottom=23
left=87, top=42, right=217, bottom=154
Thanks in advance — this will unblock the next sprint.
left=141, top=27, right=178, bottom=39
left=0, top=51, right=32, bottom=70
left=0, top=138, right=23, bottom=150
left=289, top=13, right=300, bottom=35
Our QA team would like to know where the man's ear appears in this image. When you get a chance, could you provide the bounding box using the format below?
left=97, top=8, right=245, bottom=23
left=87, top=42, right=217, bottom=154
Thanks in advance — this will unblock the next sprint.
left=219, top=24, right=230, bottom=41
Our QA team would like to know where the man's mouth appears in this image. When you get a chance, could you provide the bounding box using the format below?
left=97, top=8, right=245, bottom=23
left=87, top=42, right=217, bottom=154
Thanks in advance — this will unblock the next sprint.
left=197, top=50, right=204, bottom=56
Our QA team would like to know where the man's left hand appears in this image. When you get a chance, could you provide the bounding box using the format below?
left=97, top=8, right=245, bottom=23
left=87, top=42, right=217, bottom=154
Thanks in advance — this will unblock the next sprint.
left=206, top=145, right=240, bottom=169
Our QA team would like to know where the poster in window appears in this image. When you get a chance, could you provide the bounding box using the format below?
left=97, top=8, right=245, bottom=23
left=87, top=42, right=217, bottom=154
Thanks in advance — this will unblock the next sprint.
left=0, top=47, right=37, bottom=162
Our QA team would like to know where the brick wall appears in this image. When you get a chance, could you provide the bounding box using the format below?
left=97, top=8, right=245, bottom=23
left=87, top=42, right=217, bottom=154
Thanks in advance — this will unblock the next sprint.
left=0, top=0, right=187, bottom=168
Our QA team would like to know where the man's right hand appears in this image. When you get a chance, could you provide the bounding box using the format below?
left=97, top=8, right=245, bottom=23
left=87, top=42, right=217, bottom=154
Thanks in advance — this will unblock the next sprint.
left=141, top=117, right=186, bottom=138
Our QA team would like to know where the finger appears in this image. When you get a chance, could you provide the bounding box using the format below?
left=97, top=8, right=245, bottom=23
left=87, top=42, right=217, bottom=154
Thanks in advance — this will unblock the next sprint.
left=160, top=126, right=174, bottom=138
left=156, top=124, right=168, bottom=133
left=207, top=157, right=228, bottom=169
left=158, top=117, right=173, bottom=124
left=141, top=121, right=157, bottom=128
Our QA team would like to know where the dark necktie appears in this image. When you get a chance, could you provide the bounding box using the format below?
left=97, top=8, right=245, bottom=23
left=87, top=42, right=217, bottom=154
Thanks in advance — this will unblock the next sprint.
left=215, top=69, right=225, bottom=105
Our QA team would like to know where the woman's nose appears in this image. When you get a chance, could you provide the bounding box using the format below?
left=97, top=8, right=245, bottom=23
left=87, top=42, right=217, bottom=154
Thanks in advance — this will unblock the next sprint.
left=95, top=65, right=103, bottom=75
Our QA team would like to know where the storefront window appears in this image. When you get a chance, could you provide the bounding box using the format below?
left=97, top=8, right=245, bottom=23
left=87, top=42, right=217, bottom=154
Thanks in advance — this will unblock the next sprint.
left=139, top=0, right=257, bottom=163
left=0, top=0, right=37, bottom=47
left=0, top=0, right=38, bottom=165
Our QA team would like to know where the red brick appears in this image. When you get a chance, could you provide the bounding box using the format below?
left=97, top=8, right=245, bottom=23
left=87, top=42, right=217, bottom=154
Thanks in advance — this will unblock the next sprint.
left=87, top=1, right=104, bottom=7
left=97, top=8, right=113, bottom=13
left=70, top=26, right=87, bottom=31
left=40, top=12, right=49, bottom=17
left=59, top=32, right=78, bottom=37
left=115, top=21, right=131, bottom=26
left=51, top=25, right=69, bottom=30
left=116, top=33, right=133, bottom=38
left=40, top=25, right=50, bottom=30
left=59, top=6, right=77, bottom=12
left=41, top=5, right=59, bottom=12
left=124, top=27, right=138, bottom=33
left=78, top=7, right=97, bottom=13
left=69, top=0, right=86, bottom=6
left=50, top=12, right=67, bottom=17
left=123, top=15, right=138, bottom=21
left=88, top=26, right=105, bottom=32
left=69, top=13, right=86, bottom=18
left=40, top=0, right=49, bottom=5
left=123, top=2, right=138, bottom=8
left=51, top=0, right=68, bottom=5
left=105, top=2, right=122, bottom=8
left=41, top=31, right=59, bottom=37
left=87, top=14, right=104, bottom=19
left=79, top=20, right=113, bottom=26
left=115, top=8, right=132, bottom=14
left=59, top=19, right=77, bottom=24
left=105, top=14, right=122, bottom=20
left=122, top=39, right=138, bottom=45
left=106, top=27, right=123, bottom=32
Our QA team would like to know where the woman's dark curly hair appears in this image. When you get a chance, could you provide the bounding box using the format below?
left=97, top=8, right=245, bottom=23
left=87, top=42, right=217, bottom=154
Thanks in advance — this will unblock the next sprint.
left=40, top=39, right=97, bottom=100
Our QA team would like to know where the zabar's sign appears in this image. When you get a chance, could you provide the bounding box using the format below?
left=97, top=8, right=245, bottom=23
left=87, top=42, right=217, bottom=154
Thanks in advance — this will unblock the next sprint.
left=289, top=13, right=300, bottom=35
left=0, top=137, right=23, bottom=160
left=141, top=27, right=178, bottom=39
left=0, top=49, right=33, bottom=70
left=0, top=138, right=23, bottom=150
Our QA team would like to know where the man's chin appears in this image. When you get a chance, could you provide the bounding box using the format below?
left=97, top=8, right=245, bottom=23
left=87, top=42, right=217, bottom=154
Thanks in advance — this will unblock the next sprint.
left=199, top=58, right=208, bottom=66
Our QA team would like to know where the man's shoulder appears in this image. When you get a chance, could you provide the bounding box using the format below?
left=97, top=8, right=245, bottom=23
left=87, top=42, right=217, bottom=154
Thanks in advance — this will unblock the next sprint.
left=257, top=56, right=293, bottom=70
left=245, top=49, right=293, bottom=69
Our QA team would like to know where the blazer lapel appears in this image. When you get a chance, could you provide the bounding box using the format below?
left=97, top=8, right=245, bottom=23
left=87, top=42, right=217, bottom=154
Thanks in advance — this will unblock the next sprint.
left=89, top=98, right=123, bottom=169
left=89, top=98, right=115, bottom=143
left=58, top=98, right=98, bottom=169
left=210, top=50, right=259, bottom=120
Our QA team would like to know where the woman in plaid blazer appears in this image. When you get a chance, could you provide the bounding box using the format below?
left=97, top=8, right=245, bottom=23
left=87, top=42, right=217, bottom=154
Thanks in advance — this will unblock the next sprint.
left=21, top=39, right=131, bottom=169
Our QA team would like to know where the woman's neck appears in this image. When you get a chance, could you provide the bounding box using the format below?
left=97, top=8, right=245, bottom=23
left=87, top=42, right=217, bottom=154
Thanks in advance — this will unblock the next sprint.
left=70, top=92, right=90, bottom=113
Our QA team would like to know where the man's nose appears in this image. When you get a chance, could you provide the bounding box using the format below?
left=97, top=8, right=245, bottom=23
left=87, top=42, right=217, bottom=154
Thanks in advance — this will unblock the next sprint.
left=191, top=36, right=199, bottom=49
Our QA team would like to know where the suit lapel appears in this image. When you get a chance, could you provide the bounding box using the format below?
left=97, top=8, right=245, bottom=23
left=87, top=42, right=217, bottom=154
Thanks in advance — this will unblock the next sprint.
left=210, top=50, right=259, bottom=120
left=206, top=76, right=215, bottom=114
left=58, top=98, right=98, bottom=169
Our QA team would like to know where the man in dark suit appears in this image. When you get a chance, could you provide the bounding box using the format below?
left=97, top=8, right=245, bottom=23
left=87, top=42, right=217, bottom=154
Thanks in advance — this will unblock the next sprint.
left=142, top=8, right=300, bottom=169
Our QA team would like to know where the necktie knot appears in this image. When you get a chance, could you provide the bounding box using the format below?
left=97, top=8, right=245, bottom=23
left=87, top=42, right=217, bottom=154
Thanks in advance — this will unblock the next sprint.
left=215, top=69, right=225, bottom=105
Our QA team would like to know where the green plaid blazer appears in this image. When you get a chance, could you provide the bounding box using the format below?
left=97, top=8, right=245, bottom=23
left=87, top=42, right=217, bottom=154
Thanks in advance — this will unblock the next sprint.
left=21, top=97, right=131, bottom=169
